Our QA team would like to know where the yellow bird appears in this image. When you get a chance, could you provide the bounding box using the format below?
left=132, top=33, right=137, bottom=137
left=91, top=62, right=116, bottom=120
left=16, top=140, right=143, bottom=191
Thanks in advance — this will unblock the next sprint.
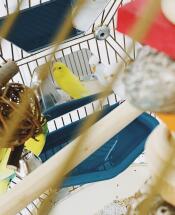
left=52, top=62, right=90, bottom=99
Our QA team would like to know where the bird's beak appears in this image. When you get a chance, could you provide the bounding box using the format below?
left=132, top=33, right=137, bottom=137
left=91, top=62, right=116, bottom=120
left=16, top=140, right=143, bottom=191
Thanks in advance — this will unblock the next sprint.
left=90, top=66, right=96, bottom=73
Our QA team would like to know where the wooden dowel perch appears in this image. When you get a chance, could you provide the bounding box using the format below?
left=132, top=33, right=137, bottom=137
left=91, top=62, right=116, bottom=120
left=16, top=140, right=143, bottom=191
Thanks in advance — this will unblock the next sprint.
left=145, top=124, right=175, bottom=206
left=0, top=61, right=19, bottom=87
left=0, top=102, right=142, bottom=215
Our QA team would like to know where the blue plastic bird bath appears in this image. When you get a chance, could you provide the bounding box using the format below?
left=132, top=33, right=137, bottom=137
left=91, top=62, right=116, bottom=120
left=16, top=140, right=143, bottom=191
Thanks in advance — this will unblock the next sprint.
left=40, top=97, right=158, bottom=187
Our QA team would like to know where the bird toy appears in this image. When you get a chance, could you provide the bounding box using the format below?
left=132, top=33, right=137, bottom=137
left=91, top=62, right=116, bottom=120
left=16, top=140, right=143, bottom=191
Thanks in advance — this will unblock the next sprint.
left=0, top=82, right=46, bottom=148
left=0, top=82, right=47, bottom=196
left=89, top=55, right=114, bottom=87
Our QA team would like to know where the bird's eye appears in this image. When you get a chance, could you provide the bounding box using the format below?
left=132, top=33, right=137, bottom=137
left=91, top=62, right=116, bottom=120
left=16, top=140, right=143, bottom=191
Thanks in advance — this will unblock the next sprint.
left=58, top=67, right=62, bottom=70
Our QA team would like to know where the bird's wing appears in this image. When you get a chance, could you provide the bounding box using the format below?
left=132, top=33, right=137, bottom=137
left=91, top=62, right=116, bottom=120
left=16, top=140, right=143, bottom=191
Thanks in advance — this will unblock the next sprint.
left=61, top=73, right=89, bottom=98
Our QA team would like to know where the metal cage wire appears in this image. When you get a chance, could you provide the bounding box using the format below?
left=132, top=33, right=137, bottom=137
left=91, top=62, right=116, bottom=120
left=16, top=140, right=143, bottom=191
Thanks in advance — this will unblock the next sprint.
left=0, top=1, right=142, bottom=214
left=0, top=0, right=138, bottom=134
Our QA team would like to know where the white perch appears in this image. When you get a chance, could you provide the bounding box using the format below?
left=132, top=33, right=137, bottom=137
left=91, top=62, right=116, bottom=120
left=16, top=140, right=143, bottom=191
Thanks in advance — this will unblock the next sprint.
left=0, top=101, right=142, bottom=215
left=145, top=124, right=175, bottom=206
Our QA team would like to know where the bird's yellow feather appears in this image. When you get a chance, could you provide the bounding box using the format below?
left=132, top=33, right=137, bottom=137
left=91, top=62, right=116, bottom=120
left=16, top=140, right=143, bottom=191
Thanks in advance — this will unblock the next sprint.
left=52, top=62, right=89, bottom=99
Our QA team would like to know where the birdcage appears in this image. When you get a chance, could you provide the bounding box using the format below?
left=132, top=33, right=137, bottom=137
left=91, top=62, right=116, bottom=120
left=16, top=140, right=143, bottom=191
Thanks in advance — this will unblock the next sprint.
left=0, top=0, right=160, bottom=215
left=0, top=0, right=140, bottom=128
